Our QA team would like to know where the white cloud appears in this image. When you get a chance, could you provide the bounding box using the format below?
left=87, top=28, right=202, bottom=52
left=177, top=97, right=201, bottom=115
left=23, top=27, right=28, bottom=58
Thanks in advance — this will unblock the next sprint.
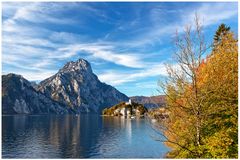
left=55, top=44, right=145, bottom=68
left=2, top=2, right=146, bottom=77
left=124, top=3, right=237, bottom=47
left=98, top=63, right=168, bottom=85
left=3, top=34, right=59, bottom=49
left=2, top=2, right=237, bottom=85
left=185, top=3, right=238, bottom=27
left=7, top=2, right=76, bottom=25
left=3, top=70, right=57, bottom=81
left=135, top=81, right=159, bottom=89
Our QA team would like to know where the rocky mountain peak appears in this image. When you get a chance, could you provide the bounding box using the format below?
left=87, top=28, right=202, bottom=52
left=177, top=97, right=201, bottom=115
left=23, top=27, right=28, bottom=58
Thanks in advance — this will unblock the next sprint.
left=5, top=73, right=25, bottom=81
left=59, top=58, right=92, bottom=73
left=3, top=59, right=129, bottom=114
left=3, top=73, right=32, bottom=89
left=37, top=58, right=129, bottom=113
left=2, top=73, right=68, bottom=114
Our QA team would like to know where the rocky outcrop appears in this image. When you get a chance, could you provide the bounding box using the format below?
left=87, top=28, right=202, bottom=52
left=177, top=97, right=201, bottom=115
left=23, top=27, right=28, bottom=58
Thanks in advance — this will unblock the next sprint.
left=2, top=74, right=68, bottom=114
left=37, top=59, right=128, bottom=113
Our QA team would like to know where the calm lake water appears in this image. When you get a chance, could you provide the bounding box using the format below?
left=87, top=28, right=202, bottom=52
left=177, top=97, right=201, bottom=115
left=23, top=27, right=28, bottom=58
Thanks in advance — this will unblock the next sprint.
left=2, top=114, right=169, bottom=158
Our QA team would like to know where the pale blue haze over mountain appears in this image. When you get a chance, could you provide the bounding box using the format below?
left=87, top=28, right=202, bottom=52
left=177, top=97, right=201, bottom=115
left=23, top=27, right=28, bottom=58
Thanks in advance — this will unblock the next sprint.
left=2, top=2, right=238, bottom=96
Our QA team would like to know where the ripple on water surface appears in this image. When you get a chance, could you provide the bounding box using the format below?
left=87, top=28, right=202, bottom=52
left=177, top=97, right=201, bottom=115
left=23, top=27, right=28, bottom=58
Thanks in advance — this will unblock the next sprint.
left=2, top=115, right=169, bottom=158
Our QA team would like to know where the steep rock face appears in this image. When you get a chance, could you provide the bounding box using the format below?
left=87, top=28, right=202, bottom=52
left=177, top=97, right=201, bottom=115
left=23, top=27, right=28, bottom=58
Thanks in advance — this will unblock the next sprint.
left=2, top=74, right=68, bottom=114
left=37, top=59, right=128, bottom=113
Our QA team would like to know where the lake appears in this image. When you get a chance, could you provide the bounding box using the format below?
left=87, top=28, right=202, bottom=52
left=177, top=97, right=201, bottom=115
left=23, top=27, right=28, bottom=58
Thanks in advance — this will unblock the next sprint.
left=2, top=114, right=169, bottom=158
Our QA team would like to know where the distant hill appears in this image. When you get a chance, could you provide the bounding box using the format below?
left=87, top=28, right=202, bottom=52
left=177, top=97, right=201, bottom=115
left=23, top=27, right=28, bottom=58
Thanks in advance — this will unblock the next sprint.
left=130, top=95, right=166, bottom=108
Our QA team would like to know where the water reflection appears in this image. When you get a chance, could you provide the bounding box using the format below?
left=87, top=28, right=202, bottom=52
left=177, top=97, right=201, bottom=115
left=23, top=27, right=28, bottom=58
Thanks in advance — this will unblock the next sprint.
left=2, top=115, right=169, bottom=158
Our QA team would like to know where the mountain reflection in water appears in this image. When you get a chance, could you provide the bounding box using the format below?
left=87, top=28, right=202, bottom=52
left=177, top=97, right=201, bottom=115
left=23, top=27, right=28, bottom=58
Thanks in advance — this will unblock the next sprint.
left=2, top=114, right=169, bottom=158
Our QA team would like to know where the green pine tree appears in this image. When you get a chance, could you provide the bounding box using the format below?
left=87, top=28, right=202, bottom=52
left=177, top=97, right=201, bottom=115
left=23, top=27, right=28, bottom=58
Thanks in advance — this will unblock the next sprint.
left=213, top=24, right=230, bottom=47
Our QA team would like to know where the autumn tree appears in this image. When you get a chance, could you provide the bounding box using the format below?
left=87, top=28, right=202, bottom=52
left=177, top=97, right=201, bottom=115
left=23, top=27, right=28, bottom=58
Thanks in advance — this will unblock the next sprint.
left=198, top=32, right=238, bottom=158
left=156, top=14, right=209, bottom=158
left=155, top=16, right=238, bottom=158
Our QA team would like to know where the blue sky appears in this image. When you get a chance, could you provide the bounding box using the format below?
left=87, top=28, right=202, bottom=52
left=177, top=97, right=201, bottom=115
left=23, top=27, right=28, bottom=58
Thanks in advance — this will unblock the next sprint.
left=2, top=2, right=238, bottom=96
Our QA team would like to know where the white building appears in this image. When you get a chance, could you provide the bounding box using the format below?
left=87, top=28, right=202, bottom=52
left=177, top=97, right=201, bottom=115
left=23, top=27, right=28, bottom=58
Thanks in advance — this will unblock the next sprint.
left=125, top=99, right=132, bottom=105
left=114, top=108, right=120, bottom=115
left=120, top=107, right=131, bottom=116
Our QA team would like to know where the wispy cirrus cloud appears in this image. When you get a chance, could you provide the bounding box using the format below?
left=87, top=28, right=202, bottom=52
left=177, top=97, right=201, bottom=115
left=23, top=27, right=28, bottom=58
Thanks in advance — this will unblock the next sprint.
left=184, top=3, right=238, bottom=27
left=2, top=2, right=147, bottom=81
left=98, top=63, right=168, bottom=85
left=55, top=44, right=144, bottom=68
left=3, top=2, right=78, bottom=24
left=2, top=70, right=57, bottom=81
left=2, top=2, right=238, bottom=96
left=123, top=2, right=238, bottom=47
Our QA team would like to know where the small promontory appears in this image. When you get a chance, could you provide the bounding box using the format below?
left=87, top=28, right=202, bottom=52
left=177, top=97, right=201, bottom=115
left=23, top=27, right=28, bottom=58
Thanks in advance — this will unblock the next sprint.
left=102, top=99, right=148, bottom=116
